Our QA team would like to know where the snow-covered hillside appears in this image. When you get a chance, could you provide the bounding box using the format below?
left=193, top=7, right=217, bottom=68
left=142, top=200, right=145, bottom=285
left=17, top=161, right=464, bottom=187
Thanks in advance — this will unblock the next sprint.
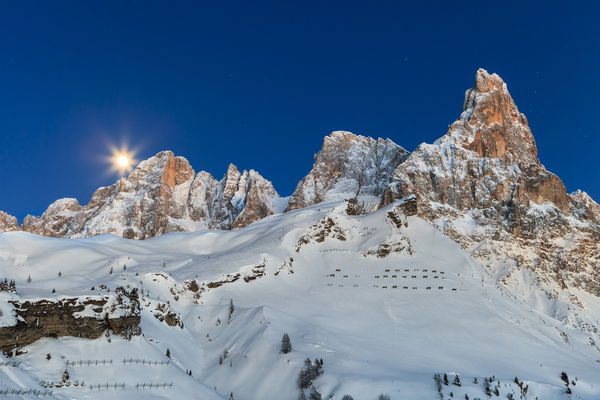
left=0, top=198, right=598, bottom=399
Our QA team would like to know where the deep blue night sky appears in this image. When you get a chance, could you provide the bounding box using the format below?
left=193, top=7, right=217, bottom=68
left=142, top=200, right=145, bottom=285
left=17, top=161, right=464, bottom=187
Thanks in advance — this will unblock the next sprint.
left=1, top=1, right=598, bottom=220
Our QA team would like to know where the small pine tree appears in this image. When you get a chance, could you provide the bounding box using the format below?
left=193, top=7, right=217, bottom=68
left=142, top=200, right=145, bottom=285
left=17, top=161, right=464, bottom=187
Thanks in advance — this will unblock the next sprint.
left=228, top=299, right=234, bottom=323
left=341, top=396, right=354, bottom=400
left=281, top=333, right=292, bottom=354
left=229, top=392, right=235, bottom=400
left=560, top=372, right=569, bottom=385
left=298, top=390, right=307, bottom=400
left=61, top=368, right=70, bottom=382
left=474, top=377, right=479, bottom=384
left=51, top=288, right=55, bottom=293
left=27, top=275, right=32, bottom=283
left=434, top=373, right=443, bottom=399
left=454, top=375, right=462, bottom=386
left=484, top=378, right=492, bottom=397
left=46, top=353, right=51, bottom=361
left=465, top=395, right=470, bottom=400
left=58, top=271, right=61, bottom=277
left=219, top=355, right=223, bottom=365
left=109, top=267, right=113, bottom=275
left=444, top=373, right=449, bottom=386
left=165, top=348, right=171, bottom=359
left=309, top=386, right=322, bottom=400
left=378, top=394, right=391, bottom=400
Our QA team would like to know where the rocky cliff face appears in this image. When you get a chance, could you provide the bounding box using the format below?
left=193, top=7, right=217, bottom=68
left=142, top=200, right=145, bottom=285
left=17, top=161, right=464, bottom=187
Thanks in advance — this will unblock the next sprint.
left=382, top=69, right=600, bottom=308
left=19, top=151, right=280, bottom=239
left=0, top=212, right=18, bottom=232
left=286, top=131, right=409, bottom=212
left=0, top=288, right=141, bottom=354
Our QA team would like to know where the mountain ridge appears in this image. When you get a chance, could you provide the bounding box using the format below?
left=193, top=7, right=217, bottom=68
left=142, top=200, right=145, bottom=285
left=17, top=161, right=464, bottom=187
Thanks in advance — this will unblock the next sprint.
left=1, top=69, right=597, bottom=240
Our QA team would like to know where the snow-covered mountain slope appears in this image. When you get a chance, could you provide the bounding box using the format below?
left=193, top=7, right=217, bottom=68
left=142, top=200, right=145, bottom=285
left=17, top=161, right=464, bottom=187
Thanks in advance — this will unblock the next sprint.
left=0, top=199, right=598, bottom=399
left=19, top=151, right=281, bottom=239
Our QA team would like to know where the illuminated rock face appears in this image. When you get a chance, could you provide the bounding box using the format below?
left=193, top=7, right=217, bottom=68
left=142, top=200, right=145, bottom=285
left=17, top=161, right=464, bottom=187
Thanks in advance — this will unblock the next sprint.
left=19, top=151, right=280, bottom=239
left=383, top=69, right=599, bottom=296
left=286, top=131, right=409, bottom=212
left=0, top=211, right=18, bottom=233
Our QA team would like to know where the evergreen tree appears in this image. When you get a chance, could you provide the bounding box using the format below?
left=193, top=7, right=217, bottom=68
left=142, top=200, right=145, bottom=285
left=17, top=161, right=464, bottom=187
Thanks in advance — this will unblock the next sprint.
left=27, top=275, right=32, bottom=283
left=560, top=372, right=569, bottom=386
left=378, top=395, right=391, bottom=400
left=309, top=386, right=322, bottom=400
left=434, top=373, right=443, bottom=399
left=298, top=390, right=307, bottom=400
left=281, top=333, right=292, bottom=354
left=444, top=373, right=449, bottom=386
left=165, top=348, right=171, bottom=359
left=341, top=396, right=354, bottom=400
left=483, top=378, right=492, bottom=397
left=61, top=368, right=70, bottom=382
left=453, top=375, right=462, bottom=386
left=228, top=299, right=235, bottom=323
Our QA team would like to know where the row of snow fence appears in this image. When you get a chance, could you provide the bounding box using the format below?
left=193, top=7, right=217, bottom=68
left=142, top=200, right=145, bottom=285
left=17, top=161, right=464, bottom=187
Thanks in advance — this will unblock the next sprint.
left=40, top=380, right=84, bottom=388
left=67, top=359, right=112, bottom=366
left=0, top=361, right=21, bottom=367
left=0, top=388, right=53, bottom=396
left=372, top=285, right=457, bottom=290
left=136, top=383, right=174, bottom=389
left=89, top=383, right=126, bottom=390
left=374, top=275, right=446, bottom=279
left=122, top=358, right=170, bottom=366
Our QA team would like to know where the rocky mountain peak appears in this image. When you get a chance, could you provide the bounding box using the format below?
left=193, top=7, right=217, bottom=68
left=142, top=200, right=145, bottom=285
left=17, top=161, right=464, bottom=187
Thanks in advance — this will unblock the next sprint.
left=12, top=152, right=280, bottom=239
left=128, top=150, right=195, bottom=188
left=0, top=211, right=18, bottom=232
left=286, top=131, right=409, bottom=211
left=444, top=68, right=539, bottom=166
left=384, top=68, right=571, bottom=220
left=570, top=190, right=600, bottom=223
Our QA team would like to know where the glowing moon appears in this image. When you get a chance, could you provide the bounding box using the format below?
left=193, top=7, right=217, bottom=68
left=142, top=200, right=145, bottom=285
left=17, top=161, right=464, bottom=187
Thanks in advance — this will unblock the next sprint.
left=108, top=145, right=137, bottom=175
left=117, top=155, right=130, bottom=167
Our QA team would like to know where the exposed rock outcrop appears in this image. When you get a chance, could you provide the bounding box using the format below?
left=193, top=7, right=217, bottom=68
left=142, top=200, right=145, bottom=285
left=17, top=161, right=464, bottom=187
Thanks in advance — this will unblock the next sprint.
left=0, top=211, right=18, bottom=232
left=286, top=131, right=409, bottom=212
left=0, top=289, right=141, bottom=354
left=19, top=151, right=280, bottom=239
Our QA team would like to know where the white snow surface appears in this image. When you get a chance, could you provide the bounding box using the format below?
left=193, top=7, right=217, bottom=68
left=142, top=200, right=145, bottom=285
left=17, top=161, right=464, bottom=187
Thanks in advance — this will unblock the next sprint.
left=0, top=200, right=598, bottom=400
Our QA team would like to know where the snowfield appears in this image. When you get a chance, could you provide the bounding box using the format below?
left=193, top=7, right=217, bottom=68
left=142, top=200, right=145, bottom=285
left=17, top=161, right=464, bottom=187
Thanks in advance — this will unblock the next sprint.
left=0, top=199, right=598, bottom=400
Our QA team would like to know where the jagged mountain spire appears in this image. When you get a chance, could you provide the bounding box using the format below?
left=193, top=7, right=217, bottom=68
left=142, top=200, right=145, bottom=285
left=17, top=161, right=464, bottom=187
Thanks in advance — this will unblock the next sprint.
left=441, top=68, right=539, bottom=166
